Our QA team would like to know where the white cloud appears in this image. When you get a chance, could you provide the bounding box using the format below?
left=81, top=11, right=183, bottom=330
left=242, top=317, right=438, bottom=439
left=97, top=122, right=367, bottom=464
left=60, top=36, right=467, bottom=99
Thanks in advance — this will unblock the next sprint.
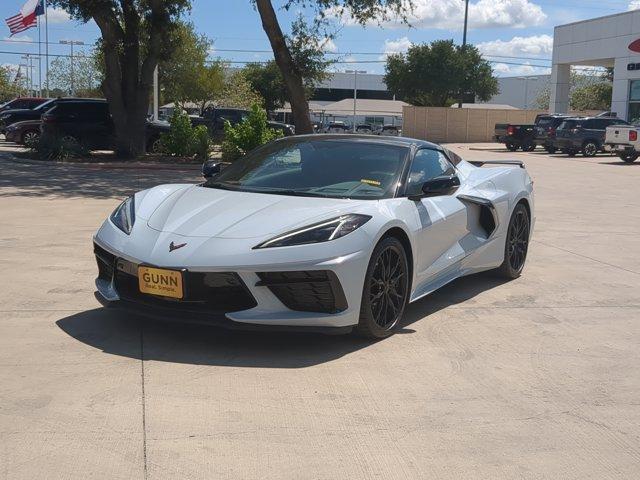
left=326, top=0, right=546, bottom=30
left=492, top=62, right=549, bottom=76
left=47, top=7, right=71, bottom=24
left=3, top=35, right=33, bottom=42
left=629, top=1, right=640, bottom=10
left=319, top=38, right=337, bottom=53
left=383, top=37, right=412, bottom=54
left=477, top=34, right=553, bottom=58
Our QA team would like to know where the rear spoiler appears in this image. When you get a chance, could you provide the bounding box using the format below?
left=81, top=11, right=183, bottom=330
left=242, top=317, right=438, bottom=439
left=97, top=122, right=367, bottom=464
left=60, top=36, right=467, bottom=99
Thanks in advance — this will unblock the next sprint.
left=469, top=160, right=525, bottom=169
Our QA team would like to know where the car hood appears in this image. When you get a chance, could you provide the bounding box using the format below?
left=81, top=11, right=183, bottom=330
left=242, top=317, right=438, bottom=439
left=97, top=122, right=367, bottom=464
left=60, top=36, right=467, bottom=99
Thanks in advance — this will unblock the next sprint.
left=145, top=185, right=369, bottom=239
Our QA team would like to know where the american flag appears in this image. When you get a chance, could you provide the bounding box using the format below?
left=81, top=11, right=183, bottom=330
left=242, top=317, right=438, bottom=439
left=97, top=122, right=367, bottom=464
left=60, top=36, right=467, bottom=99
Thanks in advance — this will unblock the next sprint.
left=5, top=0, right=44, bottom=36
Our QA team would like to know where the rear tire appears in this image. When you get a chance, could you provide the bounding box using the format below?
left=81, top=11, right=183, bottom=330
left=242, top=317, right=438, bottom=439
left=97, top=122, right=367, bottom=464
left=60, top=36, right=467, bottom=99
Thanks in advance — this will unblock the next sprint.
left=356, top=237, right=409, bottom=339
left=521, top=141, right=535, bottom=152
left=545, top=146, right=557, bottom=154
left=506, top=142, right=518, bottom=152
left=496, top=203, right=530, bottom=279
left=618, top=151, right=639, bottom=163
left=567, top=149, right=577, bottom=157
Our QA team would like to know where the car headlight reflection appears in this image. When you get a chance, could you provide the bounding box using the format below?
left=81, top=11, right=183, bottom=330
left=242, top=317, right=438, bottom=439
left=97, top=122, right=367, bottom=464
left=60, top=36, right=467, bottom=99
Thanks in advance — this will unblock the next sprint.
left=110, top=195, right=136, bottom=235
left=254, top=214, right=371, bottom=249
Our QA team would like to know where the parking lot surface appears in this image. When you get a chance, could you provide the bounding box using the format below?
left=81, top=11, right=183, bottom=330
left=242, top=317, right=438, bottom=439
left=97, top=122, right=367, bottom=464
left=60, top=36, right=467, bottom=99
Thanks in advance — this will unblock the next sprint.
left=1, top=145, right=639, bottom=479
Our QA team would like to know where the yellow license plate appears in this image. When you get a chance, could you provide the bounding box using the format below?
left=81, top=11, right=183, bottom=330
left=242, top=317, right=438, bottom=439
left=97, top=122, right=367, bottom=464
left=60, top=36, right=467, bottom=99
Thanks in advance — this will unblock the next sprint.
left=138, top=266, right=184, bottom=299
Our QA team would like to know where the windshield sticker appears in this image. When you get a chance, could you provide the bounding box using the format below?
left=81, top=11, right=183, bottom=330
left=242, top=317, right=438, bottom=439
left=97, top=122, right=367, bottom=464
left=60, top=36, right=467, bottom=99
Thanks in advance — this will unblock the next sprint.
left=360, top=179, right=381, bottom=187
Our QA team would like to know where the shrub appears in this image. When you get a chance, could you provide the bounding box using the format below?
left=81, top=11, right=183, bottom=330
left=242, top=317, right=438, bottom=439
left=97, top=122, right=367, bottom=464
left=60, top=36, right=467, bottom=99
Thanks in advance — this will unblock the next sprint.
left=221, top=103, right=282, bottom=161
left=159, top=109, right=212, bottom=159
left=192, top=125, right=211, bottom=161
left=161, top=109, right=195, bottom=157
left=33, top=133, right=89, bottom=161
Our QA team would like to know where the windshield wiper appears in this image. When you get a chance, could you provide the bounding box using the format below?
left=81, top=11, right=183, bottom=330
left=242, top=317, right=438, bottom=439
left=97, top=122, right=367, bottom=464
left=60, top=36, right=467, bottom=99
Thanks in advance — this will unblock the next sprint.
left=202, top=181, right=241, bottom=191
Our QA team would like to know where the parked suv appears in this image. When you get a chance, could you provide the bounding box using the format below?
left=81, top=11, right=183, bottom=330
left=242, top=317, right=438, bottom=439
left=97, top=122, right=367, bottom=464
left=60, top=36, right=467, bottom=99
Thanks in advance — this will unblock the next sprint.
left=534, top=114, right=571, bottom=153
left=554, top=117, right=629, bottom=157
left=41, top=99, right=114, bottom=150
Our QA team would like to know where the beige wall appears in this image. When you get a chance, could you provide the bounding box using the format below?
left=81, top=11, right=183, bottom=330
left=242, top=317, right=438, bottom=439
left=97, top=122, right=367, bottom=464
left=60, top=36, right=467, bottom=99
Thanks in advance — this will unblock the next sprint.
left=402, top=106, right=547, bottom=143
left=402, top=106, right=601, bottom=143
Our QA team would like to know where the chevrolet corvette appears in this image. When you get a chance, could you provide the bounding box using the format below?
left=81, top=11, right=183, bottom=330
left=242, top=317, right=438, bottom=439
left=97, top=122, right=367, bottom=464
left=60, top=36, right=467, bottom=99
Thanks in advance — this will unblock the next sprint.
left=93, top=135, right=534, bottom=338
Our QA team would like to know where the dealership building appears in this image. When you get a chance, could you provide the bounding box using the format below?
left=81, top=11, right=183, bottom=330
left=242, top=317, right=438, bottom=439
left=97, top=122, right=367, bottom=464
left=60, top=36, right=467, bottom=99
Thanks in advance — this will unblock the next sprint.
left=551, top=10, right=640, bottom=122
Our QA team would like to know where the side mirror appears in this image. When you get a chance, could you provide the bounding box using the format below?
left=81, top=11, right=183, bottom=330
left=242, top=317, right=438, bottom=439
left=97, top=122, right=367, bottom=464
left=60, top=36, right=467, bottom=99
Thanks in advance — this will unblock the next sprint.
left=409, top=175, right=460, bottom=200
left=201, top=160, right=221, bottom=178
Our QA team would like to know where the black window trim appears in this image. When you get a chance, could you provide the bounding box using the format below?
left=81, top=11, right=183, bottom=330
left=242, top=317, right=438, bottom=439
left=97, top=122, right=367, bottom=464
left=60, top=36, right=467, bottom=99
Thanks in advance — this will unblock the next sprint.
left=397, top=146, right=457, bottom=198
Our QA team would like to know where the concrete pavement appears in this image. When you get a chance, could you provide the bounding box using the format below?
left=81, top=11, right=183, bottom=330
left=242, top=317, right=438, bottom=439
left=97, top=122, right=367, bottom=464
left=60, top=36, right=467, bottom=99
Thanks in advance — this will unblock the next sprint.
left=1, top=145, right=639, bottom=479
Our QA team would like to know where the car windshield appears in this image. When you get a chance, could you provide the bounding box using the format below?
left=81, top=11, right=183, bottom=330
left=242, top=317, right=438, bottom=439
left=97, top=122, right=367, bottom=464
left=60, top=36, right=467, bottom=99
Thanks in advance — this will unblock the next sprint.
left=559, top=120, right=580, bottom=130
left=204, top=139, right=408, bottom=199
left=536, top=117, right=554, bottom=127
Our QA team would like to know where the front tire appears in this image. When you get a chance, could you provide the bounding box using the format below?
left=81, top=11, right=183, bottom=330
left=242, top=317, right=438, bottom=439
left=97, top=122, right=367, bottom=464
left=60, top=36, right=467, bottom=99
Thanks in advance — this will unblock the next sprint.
left=545, top=146, right=557, bottom=154
left=496, top=203, right=530, bottom=279
left=521, top=141, right=535, bottom=152
left=506, top=142, right=518, bottom=152
left=582, top=140, right=599, bottom=157
left=357, top=237, right=409, bottom=339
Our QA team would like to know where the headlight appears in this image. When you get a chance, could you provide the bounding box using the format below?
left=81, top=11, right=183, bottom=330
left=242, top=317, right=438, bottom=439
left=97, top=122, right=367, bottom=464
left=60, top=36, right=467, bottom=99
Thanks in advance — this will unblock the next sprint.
left=254, top=214, right=371, bottom=249
left=110, top=196, right=135, bottom=234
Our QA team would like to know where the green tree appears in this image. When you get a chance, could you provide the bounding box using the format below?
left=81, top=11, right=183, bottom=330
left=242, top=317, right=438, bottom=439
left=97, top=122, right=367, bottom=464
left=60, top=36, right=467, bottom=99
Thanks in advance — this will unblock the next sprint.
left=50, top=0, right=191, bottom=158
left=252, top=0, right=406, bottom=134
left=242, top=61, right=288, bottom=113
left=218, top=71, right=264, bottom=110
left=384, top=40, right=499, bottom=107
left=534, top=70, right=610, bottom=110
left=160, top=22, right=224, bottom=113
left=0, top=66, right=26, bottom=101
left=48, top=52, right=102, bottom=97
left=571, top=83, right=612, bottom=111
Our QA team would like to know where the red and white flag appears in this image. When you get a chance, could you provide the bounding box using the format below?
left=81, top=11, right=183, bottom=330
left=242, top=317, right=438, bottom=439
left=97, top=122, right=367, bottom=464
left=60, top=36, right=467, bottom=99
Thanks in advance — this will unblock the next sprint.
left=5, top=0, right=44, bottom=36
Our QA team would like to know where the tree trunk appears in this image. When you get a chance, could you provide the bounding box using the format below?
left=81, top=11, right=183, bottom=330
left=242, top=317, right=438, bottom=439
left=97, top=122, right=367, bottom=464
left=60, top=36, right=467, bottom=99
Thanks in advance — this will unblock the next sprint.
left=254, top=0, right=313, bottom=134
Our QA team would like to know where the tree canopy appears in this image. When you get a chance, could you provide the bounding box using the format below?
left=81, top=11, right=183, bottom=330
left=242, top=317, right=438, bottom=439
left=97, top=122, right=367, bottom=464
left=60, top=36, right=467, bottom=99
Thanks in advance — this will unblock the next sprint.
left=160, top=22, right=224, bottom=112
left=571, top=83, right=612, bottom=111
left=48, top=51, right=102, bottom=98
left=50, top=0, right=191, bottom=158
left=0, top=66, right=25, bottom=102
left=384, top=40, right=499, bottom=107
left=253, top=0, right=408, bottom=134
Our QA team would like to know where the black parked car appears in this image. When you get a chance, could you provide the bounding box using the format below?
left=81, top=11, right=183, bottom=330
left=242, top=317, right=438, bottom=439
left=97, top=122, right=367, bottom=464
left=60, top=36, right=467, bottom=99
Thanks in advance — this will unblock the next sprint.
left=554, top=117, right=630, bottom=157
left=533, top=114, right=572, bottom=153
left=41, top=99, right=115, bottom=150
left=0, top=97, right=59, bottom=133
left=494, top=123, right=536, bottom=151
left=0, top=97, right=49, bottom=115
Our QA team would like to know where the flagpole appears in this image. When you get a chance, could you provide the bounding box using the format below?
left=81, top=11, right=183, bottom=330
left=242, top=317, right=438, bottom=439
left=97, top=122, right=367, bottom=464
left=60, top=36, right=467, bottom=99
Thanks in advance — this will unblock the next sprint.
left=44, top=0, right=49, bottom=96
left=38, top=15, right=42, bottom=96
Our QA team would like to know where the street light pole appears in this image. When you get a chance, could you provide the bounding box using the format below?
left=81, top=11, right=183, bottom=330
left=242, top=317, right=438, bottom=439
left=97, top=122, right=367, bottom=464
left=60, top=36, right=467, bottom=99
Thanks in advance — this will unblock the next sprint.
left=60, top=40, right=85, bottom=95
left=346, top=69, right=366, bottom=132
left=458, top=0, right=470, bottom=108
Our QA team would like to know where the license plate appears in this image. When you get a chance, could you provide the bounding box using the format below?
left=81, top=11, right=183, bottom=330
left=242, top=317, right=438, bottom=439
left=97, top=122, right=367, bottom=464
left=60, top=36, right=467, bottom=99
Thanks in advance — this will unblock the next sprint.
left=138, top=266, right=184, bottom=299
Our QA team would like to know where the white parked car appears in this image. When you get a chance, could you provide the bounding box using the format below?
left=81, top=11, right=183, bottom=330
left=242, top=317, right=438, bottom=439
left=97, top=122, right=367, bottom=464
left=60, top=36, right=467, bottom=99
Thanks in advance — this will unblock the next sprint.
left=94, top=135, right=534, bottom=338
left=605, top=124, right=640, bottom=163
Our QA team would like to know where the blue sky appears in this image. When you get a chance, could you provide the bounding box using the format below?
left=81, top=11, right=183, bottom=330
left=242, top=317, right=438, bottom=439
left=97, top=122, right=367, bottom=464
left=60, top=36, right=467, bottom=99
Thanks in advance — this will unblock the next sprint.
left=0, top=0, right=637, bottom=83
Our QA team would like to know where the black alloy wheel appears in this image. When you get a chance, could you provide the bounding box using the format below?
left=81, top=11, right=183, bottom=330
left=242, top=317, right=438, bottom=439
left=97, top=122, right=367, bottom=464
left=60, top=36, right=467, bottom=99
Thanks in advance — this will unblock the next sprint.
left=506, top=142, right=518, bottom=152
left=496, top=203, right=530, bottom=279
left=22, top=130, right=39, bottom=146
left=358, top=237, right=409, bottom=338
left=582, top=141, right=598, bottom=157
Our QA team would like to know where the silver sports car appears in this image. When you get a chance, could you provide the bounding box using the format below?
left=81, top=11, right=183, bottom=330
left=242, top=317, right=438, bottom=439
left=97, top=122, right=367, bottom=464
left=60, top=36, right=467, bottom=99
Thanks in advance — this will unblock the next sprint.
left=94, top=135, right=534, bottom=338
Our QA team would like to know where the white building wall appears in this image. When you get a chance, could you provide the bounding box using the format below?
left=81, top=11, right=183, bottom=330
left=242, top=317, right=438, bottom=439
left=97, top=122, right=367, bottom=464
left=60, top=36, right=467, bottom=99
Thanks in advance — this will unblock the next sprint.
left=551, top=10, right=640, bottom=120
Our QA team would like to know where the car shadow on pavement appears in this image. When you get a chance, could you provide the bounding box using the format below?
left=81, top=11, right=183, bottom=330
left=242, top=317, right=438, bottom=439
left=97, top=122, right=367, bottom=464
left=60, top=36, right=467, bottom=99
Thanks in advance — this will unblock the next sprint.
left=0, top=157, right=200, bottom=199
left=56, top=273, right=510, bottom=369
left=598, top=161, right=640, bottom=166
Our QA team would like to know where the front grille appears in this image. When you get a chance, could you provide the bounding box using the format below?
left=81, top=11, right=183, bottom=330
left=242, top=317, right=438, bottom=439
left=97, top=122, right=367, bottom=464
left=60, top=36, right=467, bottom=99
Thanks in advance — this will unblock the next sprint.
left=256, top=271, right=347, bottom=314
left=113, top=258, right=257, bottom=314
left=94, top=243, right=116, bottom=281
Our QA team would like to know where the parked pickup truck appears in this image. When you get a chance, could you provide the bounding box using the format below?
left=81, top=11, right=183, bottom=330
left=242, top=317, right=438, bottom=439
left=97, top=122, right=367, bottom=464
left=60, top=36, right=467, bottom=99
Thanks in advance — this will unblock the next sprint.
left=605, top=124, right=640, bottom=163
left=494, top=123, right=536, bottom=151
